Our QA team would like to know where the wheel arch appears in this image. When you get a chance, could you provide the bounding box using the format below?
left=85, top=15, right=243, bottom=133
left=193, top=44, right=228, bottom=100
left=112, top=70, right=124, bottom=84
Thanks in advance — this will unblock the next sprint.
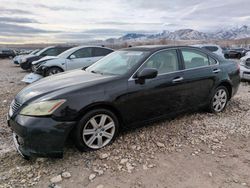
left=76, top=102, right=124, bottom=126
left=46, top=65, right=65, bottom=72
left=217, top=81, right=232, bottom=99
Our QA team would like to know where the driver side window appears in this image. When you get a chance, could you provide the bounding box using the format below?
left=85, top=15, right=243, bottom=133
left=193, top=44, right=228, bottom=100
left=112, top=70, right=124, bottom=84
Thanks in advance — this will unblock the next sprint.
left=143, top=50, right=179, bottom=74
left=71, top=48, right=92, bottom=59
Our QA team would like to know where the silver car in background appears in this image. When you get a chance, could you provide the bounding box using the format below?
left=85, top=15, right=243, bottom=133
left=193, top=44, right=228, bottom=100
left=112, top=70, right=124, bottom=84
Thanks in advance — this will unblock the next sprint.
left=22, top=46, right=114, bottom=83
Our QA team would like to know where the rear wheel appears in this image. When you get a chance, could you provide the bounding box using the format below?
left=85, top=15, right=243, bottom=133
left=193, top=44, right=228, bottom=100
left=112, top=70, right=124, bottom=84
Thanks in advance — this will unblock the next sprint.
left=73, top=109, right=119, bottom=151
left=46, top=67, right=63, bottom=76
left=208, top=86, right=229, bottom=113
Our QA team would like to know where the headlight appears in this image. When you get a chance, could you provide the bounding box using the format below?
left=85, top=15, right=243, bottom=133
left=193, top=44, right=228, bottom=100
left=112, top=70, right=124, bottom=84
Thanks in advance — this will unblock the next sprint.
left=240, top=60, right=245, bottom=66
left=21, top=58, right=27, bottom=63
left=20, top=99, right=66, bottom=116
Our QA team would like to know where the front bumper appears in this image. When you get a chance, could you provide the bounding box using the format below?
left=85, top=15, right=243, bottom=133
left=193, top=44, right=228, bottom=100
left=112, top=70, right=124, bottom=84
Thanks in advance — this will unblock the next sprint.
left=21, top=73, right=43, bottom=84
left=240, top=65, right=250, bottom=81
left=7, top=114, right=76, bottom=158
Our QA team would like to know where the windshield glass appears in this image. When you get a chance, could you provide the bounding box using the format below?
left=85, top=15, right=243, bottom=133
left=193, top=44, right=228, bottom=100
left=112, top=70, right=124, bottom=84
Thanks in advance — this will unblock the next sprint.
left=30, top=49, right=40, bottom=55
left=86, top=50, right=149, bottom=76
left=37, top=47, right=53, bottom=56
left=58, top=47, right=77, bottom=58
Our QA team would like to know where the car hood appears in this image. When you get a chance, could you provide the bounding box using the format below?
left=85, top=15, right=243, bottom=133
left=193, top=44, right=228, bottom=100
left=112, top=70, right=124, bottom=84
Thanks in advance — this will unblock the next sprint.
left=24, top=54, right=37, bottom=59
left=16, top=70, right=114, bottom=104
left=32, top=56, right=58, bottom=65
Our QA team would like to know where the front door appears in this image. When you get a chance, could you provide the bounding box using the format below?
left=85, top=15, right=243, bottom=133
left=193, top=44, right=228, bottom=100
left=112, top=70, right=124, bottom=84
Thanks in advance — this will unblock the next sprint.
left=121, top=49, right=187, bottom=125
left=67, top=47, right=94, bottom=70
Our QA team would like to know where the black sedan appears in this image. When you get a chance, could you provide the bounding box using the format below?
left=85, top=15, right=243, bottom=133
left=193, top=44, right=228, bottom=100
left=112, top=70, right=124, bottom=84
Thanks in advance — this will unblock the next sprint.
left=20, top=46, right=73, bottom=70
left=224, top=48, right=246, bottom=59
left=7, top=45, right=240, bottom=158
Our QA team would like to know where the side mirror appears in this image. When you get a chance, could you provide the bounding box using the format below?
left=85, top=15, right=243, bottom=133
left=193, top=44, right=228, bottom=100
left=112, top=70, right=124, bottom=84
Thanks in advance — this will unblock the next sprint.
left=135, top=68, right=158, bottom=84
left=69, top=54, right=76, bottom=59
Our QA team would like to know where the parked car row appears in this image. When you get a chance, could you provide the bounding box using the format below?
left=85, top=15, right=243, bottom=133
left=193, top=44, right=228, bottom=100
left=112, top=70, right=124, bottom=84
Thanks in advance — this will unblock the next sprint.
left=7, top=45, right=241, bottom=159
left=12, top=49, right=40, bottom=65
left=21, top=46, right=114, bottom=83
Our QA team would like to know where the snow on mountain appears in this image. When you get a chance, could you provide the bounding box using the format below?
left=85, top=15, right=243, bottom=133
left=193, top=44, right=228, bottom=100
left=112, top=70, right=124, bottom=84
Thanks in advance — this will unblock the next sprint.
left=113, top=25, right=250, bottom=42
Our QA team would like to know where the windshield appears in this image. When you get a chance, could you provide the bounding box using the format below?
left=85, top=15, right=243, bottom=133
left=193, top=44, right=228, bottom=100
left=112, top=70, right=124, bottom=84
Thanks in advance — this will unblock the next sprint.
left=37, top=46, right=53, bottom=56
left=30, top=49, right=40, bottom=55
left=86, top=50, right=149, bottom=76
left=57, top=47, right=77, bottom=58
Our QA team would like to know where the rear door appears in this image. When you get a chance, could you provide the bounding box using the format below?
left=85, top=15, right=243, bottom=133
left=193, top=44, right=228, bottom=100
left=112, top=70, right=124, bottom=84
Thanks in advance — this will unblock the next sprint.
left=66, top=47, right=93, bottom=70
left=179, top=48, right=218, bottom=108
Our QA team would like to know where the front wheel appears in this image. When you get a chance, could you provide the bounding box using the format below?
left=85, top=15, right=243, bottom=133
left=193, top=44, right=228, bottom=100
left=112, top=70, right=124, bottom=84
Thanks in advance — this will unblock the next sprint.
left=73, top=109, right=119, bottom=151
left=45, top=67, right=63, bottom=76
left=208, top=86, right=229, bottom=113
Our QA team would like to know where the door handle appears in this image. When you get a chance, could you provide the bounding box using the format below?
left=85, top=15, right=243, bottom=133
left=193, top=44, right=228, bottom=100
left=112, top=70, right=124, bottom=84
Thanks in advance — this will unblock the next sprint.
left=172, top=77, right=184, bottom=83
left=213, top=69, right=221, bottom=73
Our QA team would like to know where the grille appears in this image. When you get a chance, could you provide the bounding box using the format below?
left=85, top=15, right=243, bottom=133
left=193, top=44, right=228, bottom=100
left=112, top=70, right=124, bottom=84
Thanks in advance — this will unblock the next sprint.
left=11, top=100, right=22, bottom=114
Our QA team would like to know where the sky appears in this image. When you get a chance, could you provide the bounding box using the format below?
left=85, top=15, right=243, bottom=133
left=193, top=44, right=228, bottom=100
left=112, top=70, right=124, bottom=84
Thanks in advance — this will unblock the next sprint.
left=0, top=0, right=250, bottom=44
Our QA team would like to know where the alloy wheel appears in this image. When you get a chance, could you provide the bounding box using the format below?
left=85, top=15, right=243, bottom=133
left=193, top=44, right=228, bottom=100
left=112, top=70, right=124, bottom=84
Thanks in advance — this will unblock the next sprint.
left=212, top=89, right=228, bottom=112
left=82, top=114, right=115, bottom=149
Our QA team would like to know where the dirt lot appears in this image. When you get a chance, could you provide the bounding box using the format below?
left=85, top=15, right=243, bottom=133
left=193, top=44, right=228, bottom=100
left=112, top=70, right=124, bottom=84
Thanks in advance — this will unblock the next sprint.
left=0, top=59, right=249, bottom=188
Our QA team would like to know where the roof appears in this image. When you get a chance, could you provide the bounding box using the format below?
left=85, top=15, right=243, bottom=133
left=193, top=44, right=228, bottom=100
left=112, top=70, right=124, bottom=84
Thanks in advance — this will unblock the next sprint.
left=123, top=45, right=200, bottom=53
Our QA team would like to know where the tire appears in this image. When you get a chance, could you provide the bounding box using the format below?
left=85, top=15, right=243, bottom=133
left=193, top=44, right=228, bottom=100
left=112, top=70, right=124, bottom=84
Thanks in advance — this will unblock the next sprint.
left=237, top=53, right=242, bottom=59
left=45, top=67, right=63, bottom=76
left=208, top=86, right=229, bottom=113
left=73, top=109, right=119, bottom=152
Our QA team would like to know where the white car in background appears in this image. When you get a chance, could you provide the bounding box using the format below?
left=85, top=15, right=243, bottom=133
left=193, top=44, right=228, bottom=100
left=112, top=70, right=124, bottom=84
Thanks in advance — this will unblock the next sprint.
left=240, top=55, right=250, bottom=81
left=12, top=49, right=40, bottom=65
left=22, top=46, right=114, bottom=83
left=193, top=44, right=224, bottom=58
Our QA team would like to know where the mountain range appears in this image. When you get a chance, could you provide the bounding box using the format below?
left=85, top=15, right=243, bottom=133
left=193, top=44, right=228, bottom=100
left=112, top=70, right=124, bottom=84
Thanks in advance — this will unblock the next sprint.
left=110, top=25, right=250, bottom=42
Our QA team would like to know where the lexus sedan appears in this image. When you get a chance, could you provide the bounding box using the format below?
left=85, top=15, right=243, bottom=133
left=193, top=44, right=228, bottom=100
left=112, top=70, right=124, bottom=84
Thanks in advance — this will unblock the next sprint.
left=7, top=45, right=240, bottom=158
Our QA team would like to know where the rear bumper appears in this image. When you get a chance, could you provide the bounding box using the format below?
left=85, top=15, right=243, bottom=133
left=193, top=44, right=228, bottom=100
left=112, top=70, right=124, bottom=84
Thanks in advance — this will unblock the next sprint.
left=7, top=114, right=76, bottom=158
left=240, top=65, right=250, bottom=80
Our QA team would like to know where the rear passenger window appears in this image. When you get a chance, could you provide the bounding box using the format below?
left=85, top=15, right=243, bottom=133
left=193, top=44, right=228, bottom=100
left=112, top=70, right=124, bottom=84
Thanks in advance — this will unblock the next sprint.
left=202, top=46, right=218, bottom=52
left=181, top=49, right=209, bottom=69
left=209, top=56, right=217, bottom=65
left=93, top=48, right=113, bottom=57
left=143, top=50, right=179, bottom=74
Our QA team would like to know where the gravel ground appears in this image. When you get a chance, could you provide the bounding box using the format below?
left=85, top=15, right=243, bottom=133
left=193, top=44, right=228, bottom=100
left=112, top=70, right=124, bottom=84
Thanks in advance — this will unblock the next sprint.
left=0, top=59, right=249, bottom=188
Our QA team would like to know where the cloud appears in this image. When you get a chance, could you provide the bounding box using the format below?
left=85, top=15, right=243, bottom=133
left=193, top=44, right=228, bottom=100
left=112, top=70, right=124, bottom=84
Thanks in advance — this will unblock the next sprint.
left=0, top=22, right=57, bottom=35
left=0, top=16, right=39, bottom=24
left=36, top=4, right=87, bottom=11
left=0, top=0, right=250, bottom=43
left=0, top=7, right=33, bottom=15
